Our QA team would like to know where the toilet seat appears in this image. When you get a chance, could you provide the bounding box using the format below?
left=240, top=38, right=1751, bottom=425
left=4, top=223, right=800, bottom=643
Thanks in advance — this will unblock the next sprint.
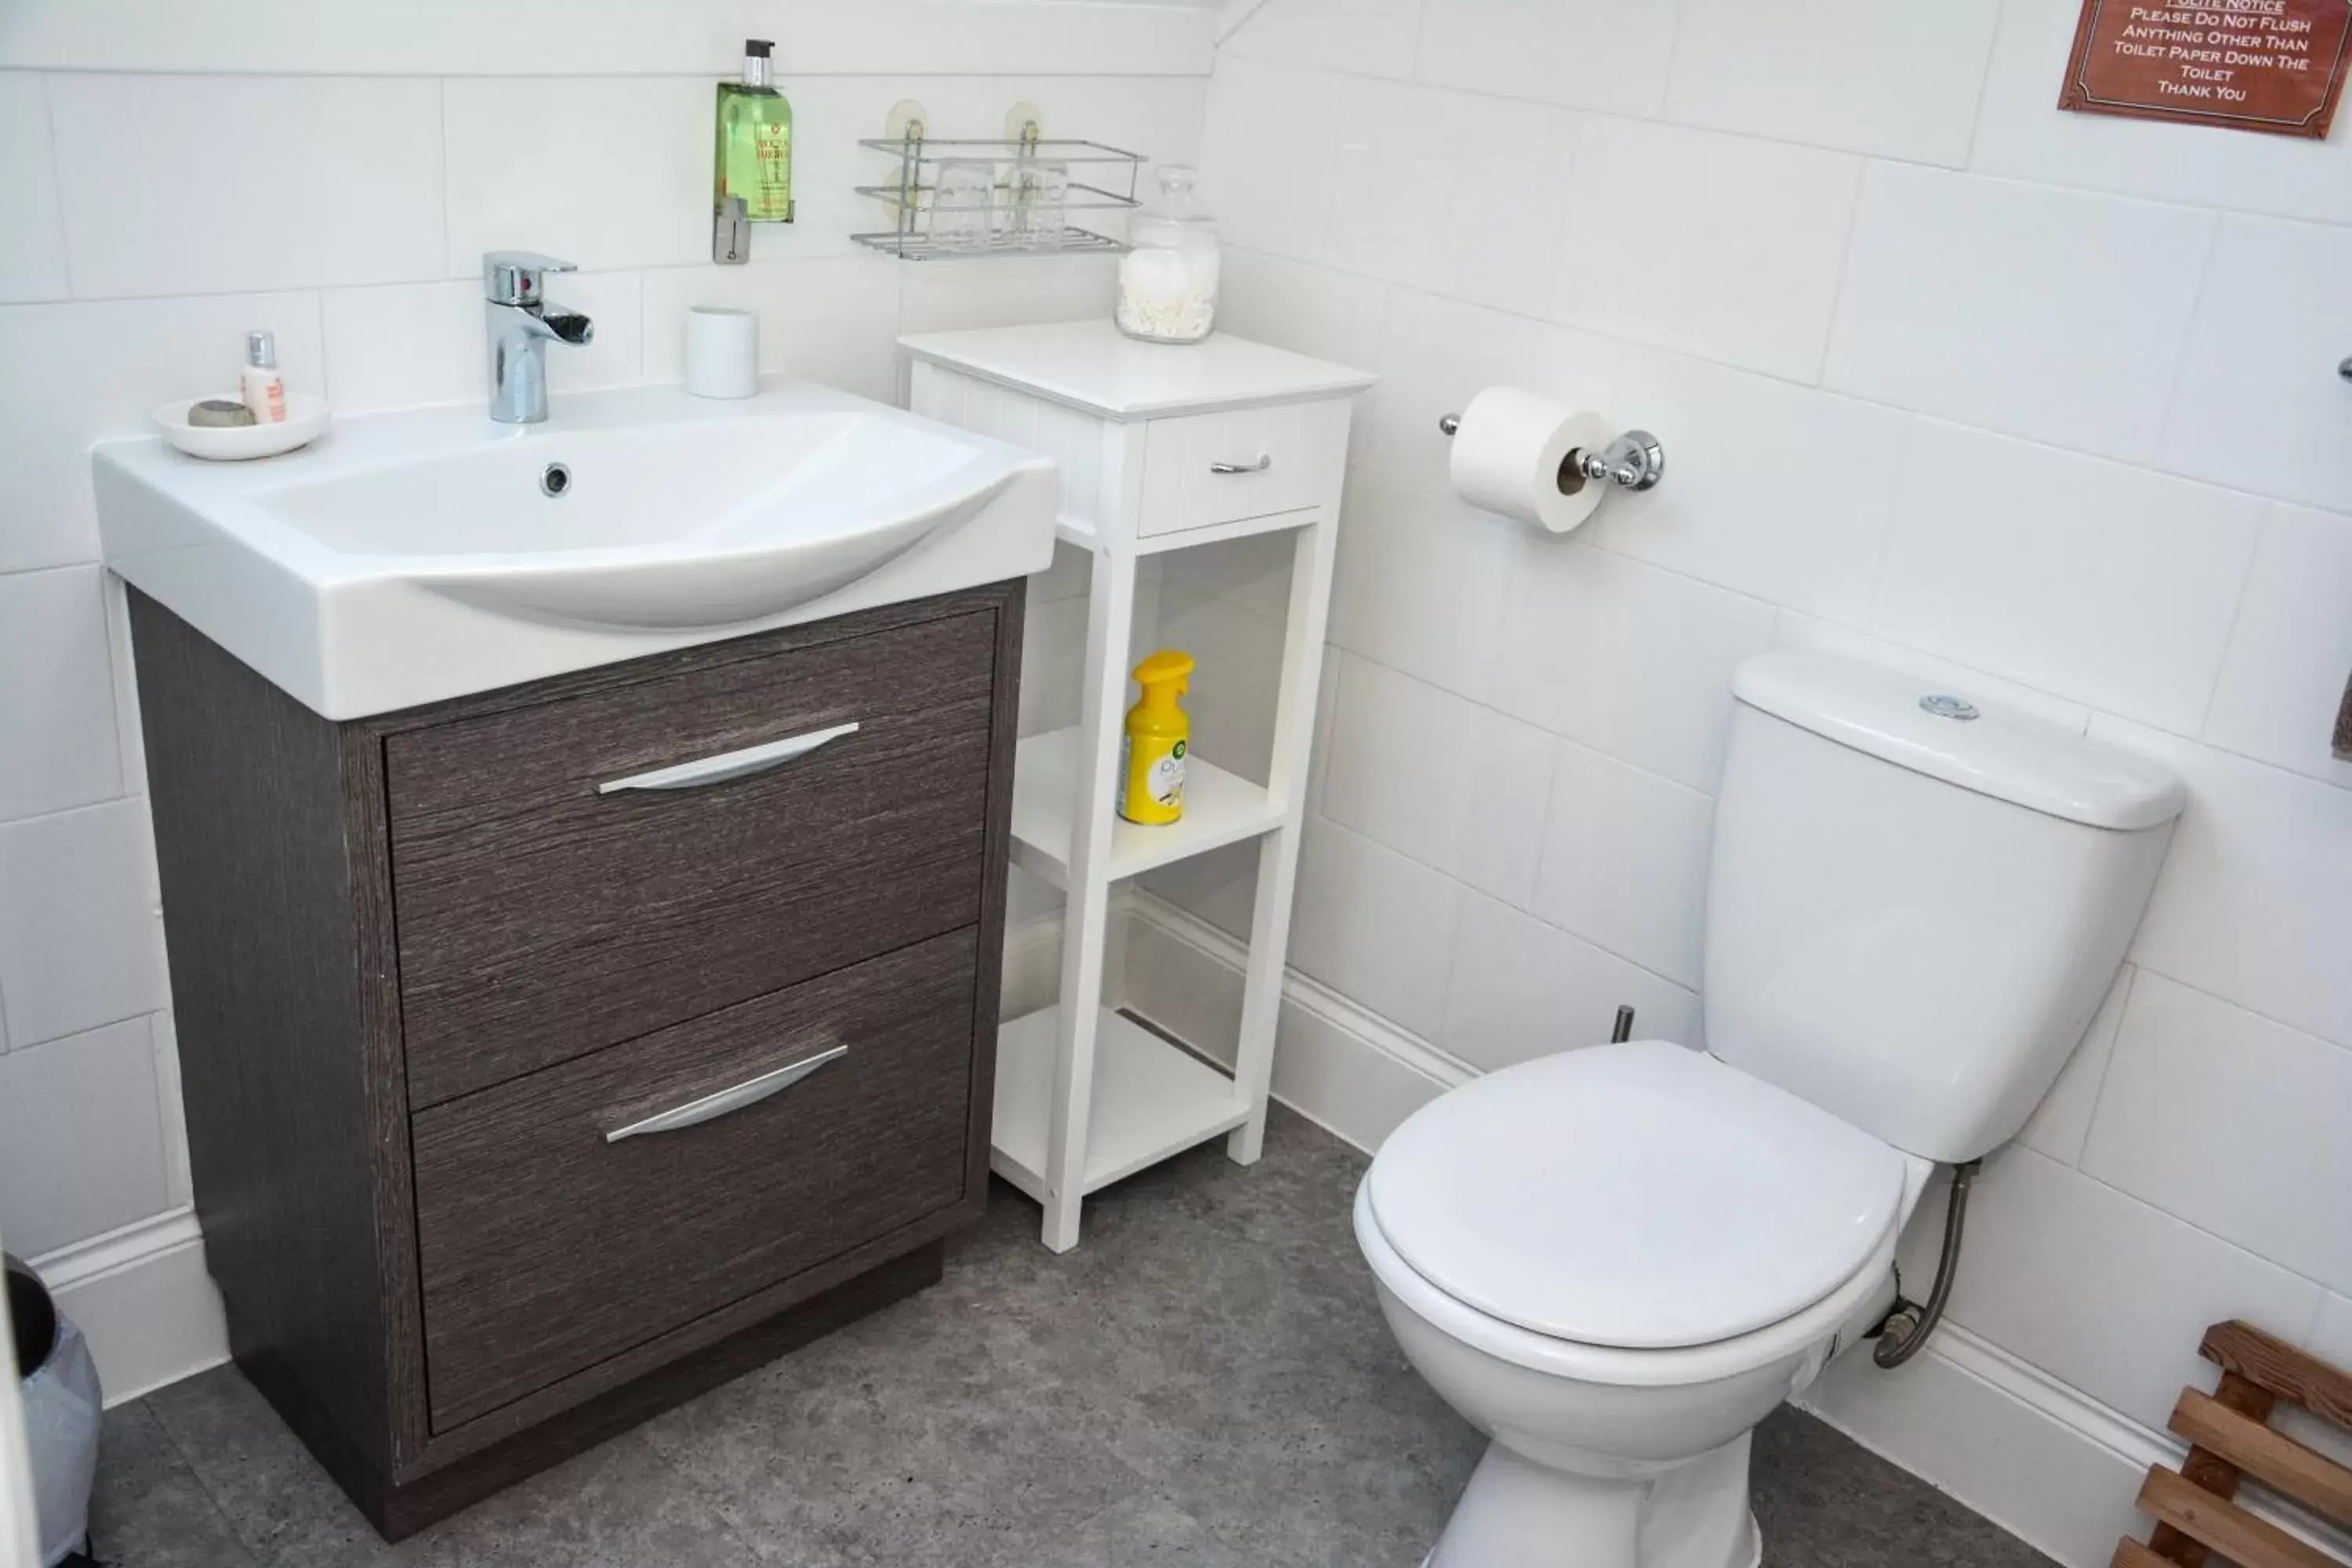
left=1366, top=1040, right=1908, bottom=1353
left=1356, top=1177, right=1902, bottom=1392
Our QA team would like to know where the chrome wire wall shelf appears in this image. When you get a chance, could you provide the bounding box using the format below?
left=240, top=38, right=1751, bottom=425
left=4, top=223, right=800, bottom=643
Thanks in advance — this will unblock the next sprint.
left=853, top=127, right=1145, bottom=262
left=851, top=225, right=1132, bottom=263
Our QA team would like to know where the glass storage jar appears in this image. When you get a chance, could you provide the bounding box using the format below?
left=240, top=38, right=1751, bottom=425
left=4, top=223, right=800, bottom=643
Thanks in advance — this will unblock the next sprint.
left=1116, top=165, right=1220, bottom=344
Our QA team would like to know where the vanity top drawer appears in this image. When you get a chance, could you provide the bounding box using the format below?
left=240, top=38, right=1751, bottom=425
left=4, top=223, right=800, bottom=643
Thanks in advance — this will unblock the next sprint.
left=387, top=608, right=1000, bottom=1109
left=1136, top=397, right=1350, bottom=539
left=410, top=927, right=980, bottom=1432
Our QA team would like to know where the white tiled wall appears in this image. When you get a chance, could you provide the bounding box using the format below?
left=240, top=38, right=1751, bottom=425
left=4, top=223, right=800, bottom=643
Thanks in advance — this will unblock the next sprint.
left=0, top=24, right=1205, bottom=1271
left=1660, top=0, right=2002, bottom=165
left=1554, top=116, right=1861, bottom=383
left=1322, top=652, right=1554, bottom=908
left=1823, top=165, right=2217, bottom=462
left=1182, top=0, right=2352, bottom=1526
left=1871, top=423, right=2263, bottom=734
left=48, top=75, right=451, bottom=298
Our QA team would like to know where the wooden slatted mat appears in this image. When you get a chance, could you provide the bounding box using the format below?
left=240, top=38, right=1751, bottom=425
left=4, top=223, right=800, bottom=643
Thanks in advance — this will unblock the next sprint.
left=2117, top=1320, right=2352, bottom=1568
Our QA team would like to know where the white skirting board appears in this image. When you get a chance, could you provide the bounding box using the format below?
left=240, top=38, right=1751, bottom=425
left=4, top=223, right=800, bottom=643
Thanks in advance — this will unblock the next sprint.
left=1096, top=893, right=2351, bottom=1568
left=27, top=1210, right=227, bottom=1408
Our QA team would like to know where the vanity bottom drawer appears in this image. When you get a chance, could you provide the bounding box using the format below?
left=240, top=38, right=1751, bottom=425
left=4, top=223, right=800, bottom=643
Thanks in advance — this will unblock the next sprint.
left=410, top=928, right=981, bottom=1432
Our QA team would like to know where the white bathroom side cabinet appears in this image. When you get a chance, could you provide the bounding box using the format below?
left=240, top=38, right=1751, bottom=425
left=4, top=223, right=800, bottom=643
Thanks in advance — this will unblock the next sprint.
left=900, top=321, right=1374, bottom=1251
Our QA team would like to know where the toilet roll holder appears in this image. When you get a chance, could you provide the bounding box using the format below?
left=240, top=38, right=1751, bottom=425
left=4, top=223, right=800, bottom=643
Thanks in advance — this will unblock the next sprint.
left=1437, top=412, right=1667, bottom=493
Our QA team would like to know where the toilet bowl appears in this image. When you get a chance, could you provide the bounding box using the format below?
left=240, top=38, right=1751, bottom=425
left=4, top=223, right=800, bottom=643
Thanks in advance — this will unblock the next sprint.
left=1355, top=651, right=2187, bottom=1566
left=1356, top=1040, right=1930, bottom=1568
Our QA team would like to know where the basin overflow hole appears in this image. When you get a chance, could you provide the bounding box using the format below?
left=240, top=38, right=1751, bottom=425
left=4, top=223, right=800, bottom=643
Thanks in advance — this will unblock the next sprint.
left=540, top=462, right=572, bottom=499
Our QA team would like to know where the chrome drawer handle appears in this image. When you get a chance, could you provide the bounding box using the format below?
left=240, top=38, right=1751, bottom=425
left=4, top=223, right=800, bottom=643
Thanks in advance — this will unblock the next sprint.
left=1210, top=454, right=1272, bottom=474
left=604, top=1044, right=848, bottom=1142
left=597, top=721, right=858, bottom=795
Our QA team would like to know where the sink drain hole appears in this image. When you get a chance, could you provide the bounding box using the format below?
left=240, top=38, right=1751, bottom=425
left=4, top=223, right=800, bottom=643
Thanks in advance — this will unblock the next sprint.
left=540, top=462, right=572, bottom=498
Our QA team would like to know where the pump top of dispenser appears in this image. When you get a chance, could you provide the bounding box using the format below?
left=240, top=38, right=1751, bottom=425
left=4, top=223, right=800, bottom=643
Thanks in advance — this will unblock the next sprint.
left=246, top=329, right=278, bottom=369
left=1133, top=648, right=1194, bottom=700
left=742, top=38, right=774, bottom=87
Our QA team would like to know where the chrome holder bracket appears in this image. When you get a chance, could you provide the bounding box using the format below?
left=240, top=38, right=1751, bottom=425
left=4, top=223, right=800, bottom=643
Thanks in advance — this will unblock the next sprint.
left=1436, top=415, right=1667, bottom=494
left=1580, top=430, right=1665, bottom=492
left=713, top=195, right=750, bottom=265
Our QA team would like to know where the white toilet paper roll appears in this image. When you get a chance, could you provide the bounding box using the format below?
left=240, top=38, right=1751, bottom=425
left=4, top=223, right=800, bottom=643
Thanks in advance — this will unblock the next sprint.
left=685, top=306, right=760, bottom=399
left=1446, top=388, right=1613, bottom=534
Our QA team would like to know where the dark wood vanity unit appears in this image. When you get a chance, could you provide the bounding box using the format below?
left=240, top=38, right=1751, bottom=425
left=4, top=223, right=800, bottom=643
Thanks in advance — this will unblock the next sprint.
left=128, top=581, right=1025, bottom=1538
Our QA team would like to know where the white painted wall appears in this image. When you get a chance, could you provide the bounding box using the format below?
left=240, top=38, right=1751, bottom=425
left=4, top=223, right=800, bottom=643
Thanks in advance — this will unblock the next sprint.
left=0, top=0, right=1208, bottom=1397
left=1149, top=0, right=2352, bottom=1559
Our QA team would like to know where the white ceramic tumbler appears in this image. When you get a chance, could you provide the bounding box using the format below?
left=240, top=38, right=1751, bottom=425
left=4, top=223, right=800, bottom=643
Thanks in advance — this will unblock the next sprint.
left=685, top=306, right=760, bottom=399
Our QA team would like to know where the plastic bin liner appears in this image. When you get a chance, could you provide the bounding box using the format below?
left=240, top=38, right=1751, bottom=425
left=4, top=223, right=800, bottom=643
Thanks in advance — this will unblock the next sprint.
left=19, top=1296, right=101, bottom=1566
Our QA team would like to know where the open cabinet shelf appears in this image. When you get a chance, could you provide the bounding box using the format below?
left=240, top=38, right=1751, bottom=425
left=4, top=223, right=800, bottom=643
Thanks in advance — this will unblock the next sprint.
left=1009, top=726, right=1287, bottom=890
left=990, top=1005, right=1249, bottom=1200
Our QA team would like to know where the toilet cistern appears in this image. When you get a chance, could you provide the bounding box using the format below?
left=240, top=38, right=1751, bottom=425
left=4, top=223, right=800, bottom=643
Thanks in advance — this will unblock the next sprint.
left=483, top=251, right=594, bottom=424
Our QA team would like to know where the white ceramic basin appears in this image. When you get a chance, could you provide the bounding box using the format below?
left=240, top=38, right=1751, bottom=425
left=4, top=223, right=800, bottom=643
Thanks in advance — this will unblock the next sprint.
left=96, top=381, right=1056, bottom=718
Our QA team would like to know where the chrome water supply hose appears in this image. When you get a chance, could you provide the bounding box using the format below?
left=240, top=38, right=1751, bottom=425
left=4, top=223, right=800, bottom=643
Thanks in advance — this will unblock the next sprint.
left=1873, top=1158, right=1980, bottom=1370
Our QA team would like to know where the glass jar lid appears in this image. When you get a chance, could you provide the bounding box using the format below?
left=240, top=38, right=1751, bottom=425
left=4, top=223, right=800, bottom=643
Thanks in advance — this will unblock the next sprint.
left=1141, top=164, right=1212, bottom=224
left=1133, top=165, right=1214, bottom=253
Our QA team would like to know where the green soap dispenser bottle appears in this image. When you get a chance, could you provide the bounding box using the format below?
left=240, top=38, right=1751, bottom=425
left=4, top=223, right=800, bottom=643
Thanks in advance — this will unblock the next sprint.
left=715, top=38, right=793, bottom=223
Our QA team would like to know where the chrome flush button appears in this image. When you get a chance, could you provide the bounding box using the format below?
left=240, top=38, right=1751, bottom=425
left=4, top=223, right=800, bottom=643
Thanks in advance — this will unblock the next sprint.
left=1919, top=693, right=1980, bottom=721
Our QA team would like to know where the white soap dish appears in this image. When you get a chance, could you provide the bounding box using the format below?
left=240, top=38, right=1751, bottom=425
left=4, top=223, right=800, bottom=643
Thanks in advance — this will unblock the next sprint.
left=154, top=392, right=330, bottom=460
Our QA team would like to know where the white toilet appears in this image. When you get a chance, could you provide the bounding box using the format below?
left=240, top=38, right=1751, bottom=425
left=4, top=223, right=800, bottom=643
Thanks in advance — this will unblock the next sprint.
left=1356, top=650, right=2187, bottom=1568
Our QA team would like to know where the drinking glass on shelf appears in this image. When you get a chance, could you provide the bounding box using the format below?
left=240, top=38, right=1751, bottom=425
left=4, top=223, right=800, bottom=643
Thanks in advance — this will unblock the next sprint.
left=1006, top=158, right=1071, bottom=249
left=928, top=158, right=996, bottom=251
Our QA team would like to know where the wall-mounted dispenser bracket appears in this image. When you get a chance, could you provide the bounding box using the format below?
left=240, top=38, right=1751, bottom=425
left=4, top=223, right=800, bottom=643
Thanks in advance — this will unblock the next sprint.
left=713, top=195, right=750, bottom=265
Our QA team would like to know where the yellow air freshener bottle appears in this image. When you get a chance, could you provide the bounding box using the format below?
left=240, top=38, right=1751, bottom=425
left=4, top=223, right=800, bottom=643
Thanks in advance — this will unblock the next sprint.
left=1119, top=650, right=1194, bottom=825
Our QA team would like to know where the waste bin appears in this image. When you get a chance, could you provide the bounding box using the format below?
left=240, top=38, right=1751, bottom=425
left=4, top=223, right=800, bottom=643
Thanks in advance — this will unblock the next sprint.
left=7, top=1254, right=101, bottom=1567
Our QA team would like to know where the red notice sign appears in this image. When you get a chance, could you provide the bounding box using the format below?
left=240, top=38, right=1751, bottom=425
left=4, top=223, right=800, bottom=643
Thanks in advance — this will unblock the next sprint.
left=2060, top=0, right=2351, bottom=137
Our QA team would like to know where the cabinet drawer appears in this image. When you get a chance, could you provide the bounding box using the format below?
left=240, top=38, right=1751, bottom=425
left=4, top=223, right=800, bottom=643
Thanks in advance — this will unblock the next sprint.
left=410, top=927, right=979, bottom=1432
left=1136, top=398, right=1348, bottom=539
left=387, top=610, right=999, bottom=1109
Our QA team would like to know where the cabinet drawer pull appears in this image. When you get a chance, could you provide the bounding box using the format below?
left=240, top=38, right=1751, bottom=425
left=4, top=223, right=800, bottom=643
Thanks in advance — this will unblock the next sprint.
left=1209, top=454, right=1272, bottom=475
left=604, top=1044, right=849, bottom=1142
left=596, top=721, right=859, bottom=795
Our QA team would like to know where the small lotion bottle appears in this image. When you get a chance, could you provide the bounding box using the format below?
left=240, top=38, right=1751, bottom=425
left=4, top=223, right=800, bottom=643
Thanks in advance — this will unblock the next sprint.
left=241, top=329, right=287, bottom=424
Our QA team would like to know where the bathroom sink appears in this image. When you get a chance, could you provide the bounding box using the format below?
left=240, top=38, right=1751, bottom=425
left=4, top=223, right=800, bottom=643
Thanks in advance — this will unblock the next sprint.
left=96, top=381, right=1055, bottom=718
left=260, top=406, right=1021, bottom=629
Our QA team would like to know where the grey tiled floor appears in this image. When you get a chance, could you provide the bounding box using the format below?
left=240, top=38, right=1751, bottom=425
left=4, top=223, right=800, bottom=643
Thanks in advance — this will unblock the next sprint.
left=93, top=1107, right=2055, bottom=1566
